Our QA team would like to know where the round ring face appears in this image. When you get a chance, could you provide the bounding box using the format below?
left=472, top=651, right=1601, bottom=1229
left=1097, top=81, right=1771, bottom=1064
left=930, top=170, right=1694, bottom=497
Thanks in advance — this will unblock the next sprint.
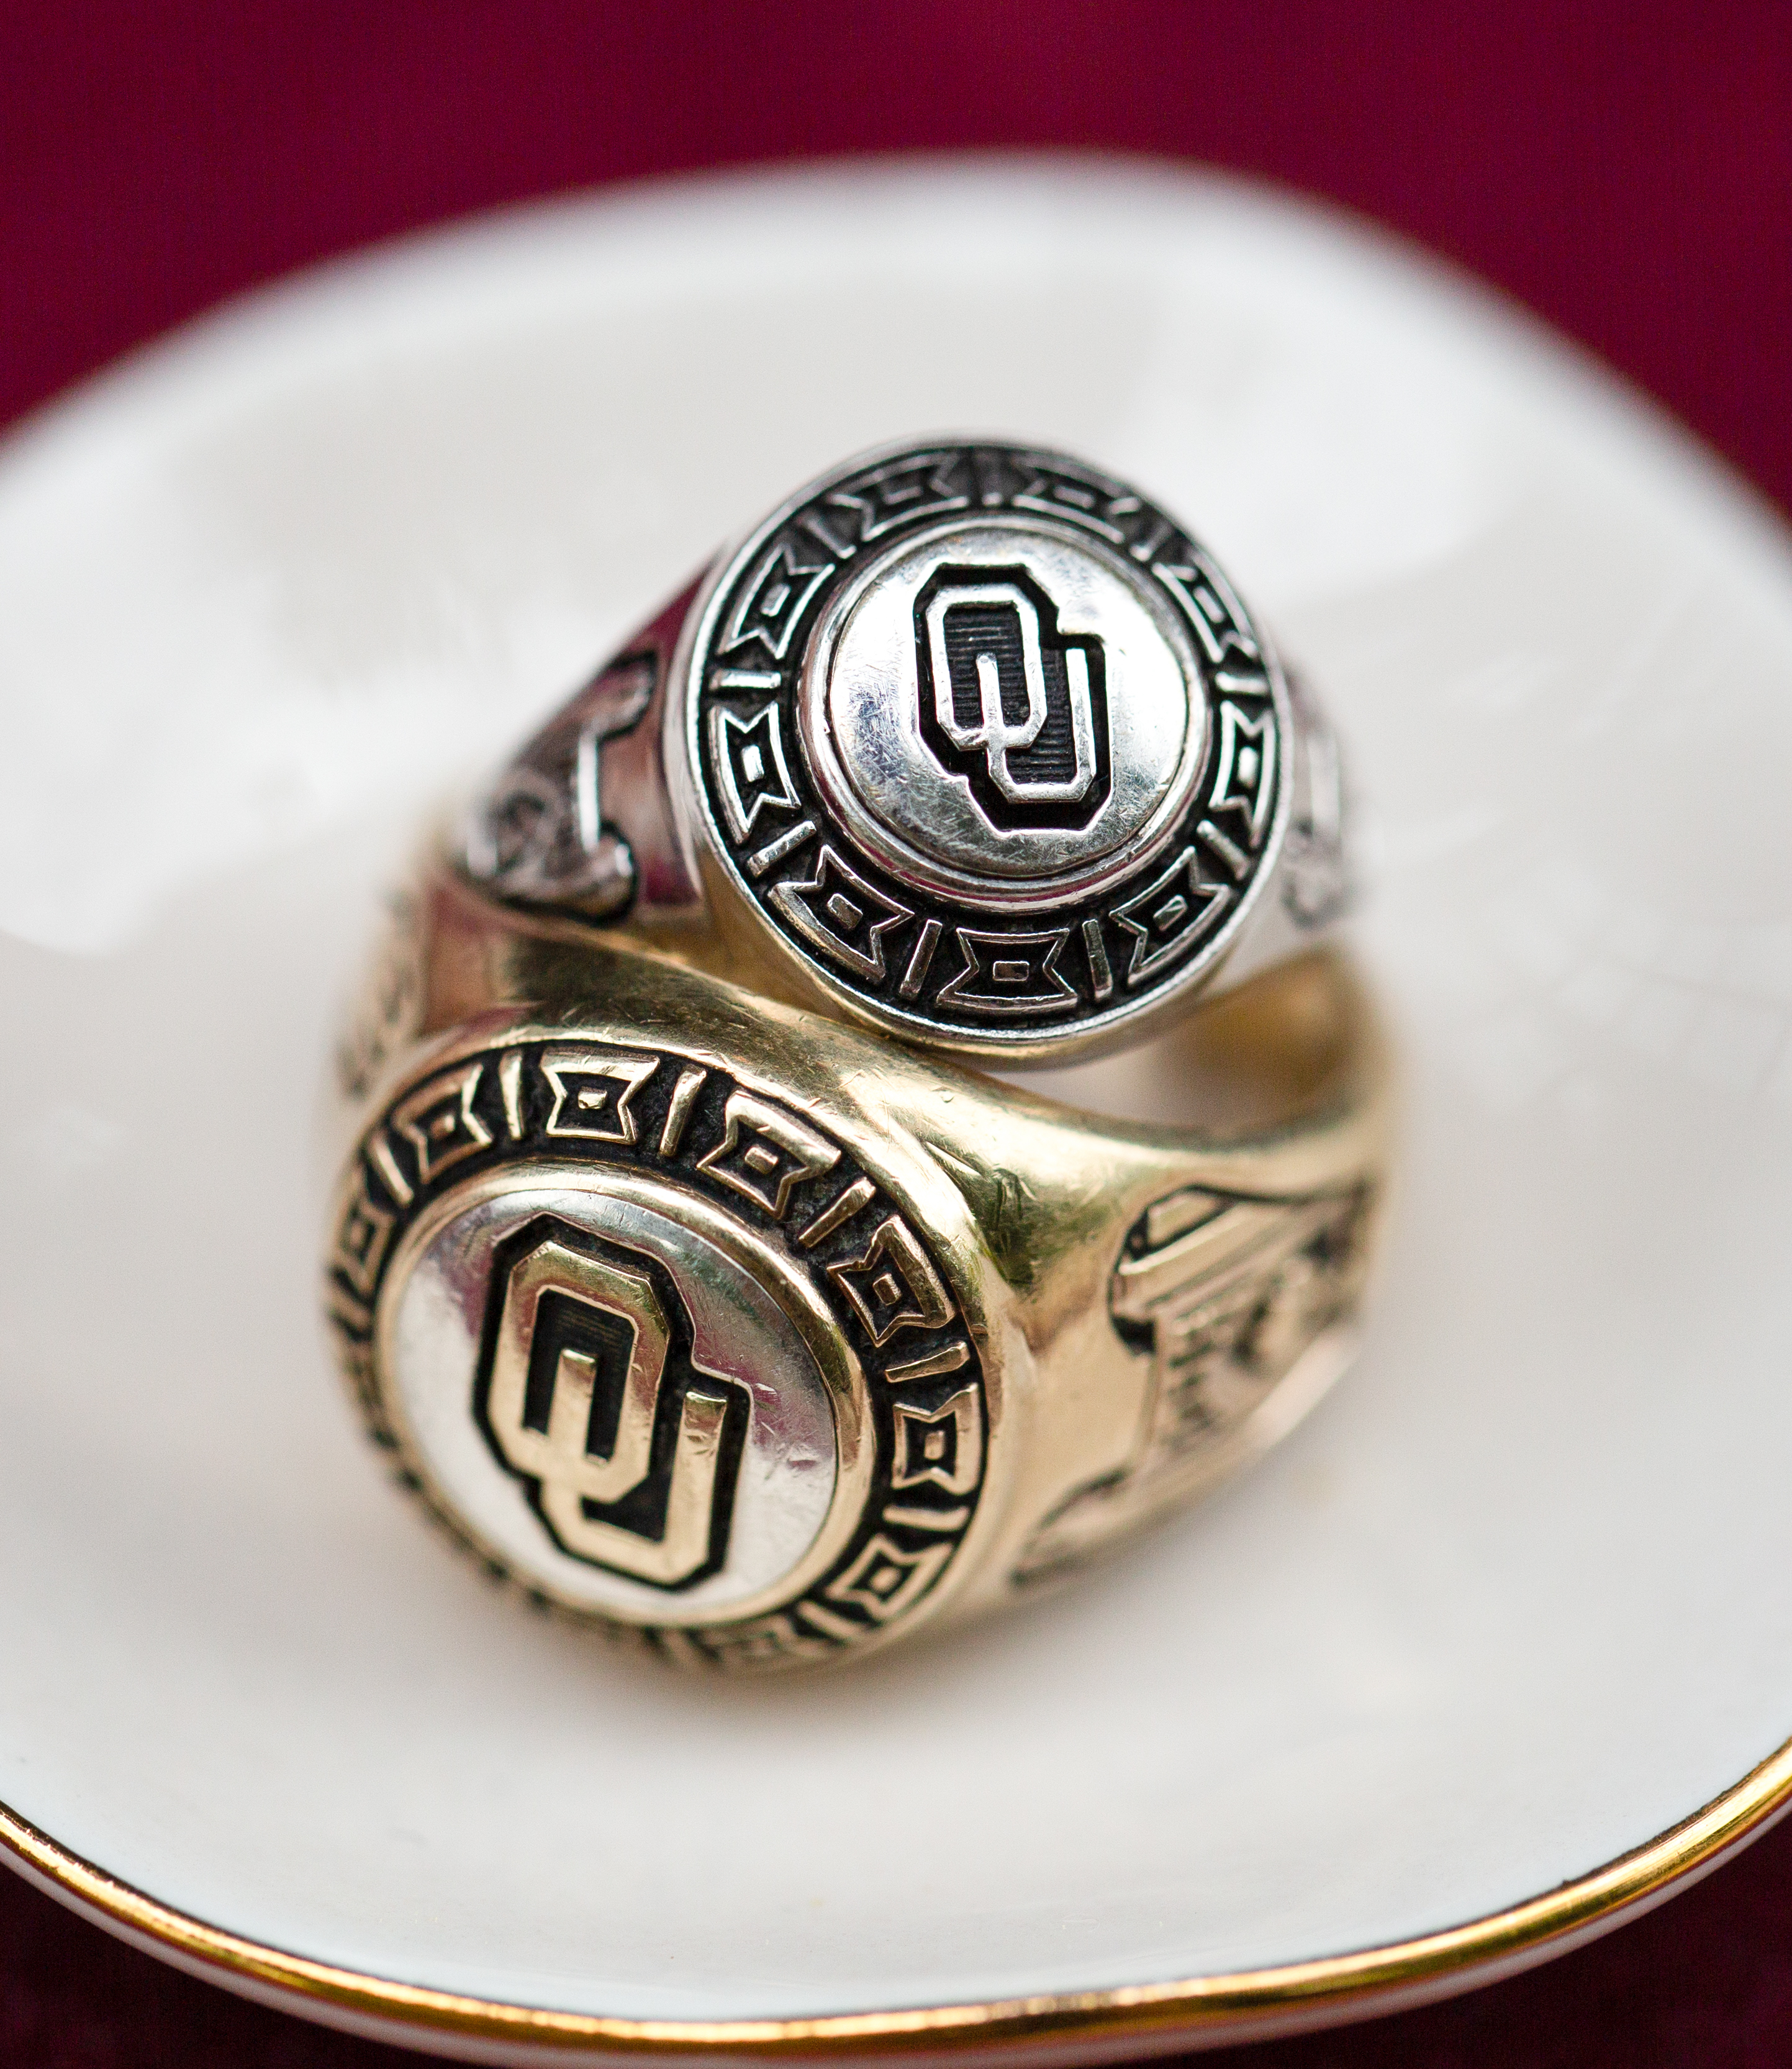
left=382, top=1180, right=851, bottom=1624
left=808, top=520, right=1200, bottom=897
left=327, top=1033, right=990, bottom=1667
left=684, top=440, right=1290, bottom=1050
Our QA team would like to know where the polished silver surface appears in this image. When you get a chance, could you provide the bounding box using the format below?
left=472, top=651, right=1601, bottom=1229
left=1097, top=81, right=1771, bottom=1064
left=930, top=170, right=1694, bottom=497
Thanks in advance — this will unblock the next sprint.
left=674, top=438, right=1331, bottom=1059
left=800, top=518, right=1203, bottom=907
left=380, top=1171, right=864, bottom=1624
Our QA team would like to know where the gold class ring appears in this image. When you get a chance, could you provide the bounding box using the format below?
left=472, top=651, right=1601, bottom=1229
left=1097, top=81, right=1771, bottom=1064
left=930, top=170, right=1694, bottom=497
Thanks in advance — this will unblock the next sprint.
left=459, top=437, right=1350, bottom=1067
left=325, top=887, right=1390, bottom=1670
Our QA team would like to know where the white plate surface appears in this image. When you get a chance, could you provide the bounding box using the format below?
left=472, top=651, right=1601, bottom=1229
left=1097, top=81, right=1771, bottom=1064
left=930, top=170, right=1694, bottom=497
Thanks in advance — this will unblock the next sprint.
left=3, top=160, right=1792, bottom=2054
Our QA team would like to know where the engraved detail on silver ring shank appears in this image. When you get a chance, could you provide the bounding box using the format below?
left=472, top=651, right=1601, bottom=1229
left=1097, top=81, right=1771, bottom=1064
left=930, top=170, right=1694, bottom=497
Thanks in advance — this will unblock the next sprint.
left=460, top=584, right=701, bottom=924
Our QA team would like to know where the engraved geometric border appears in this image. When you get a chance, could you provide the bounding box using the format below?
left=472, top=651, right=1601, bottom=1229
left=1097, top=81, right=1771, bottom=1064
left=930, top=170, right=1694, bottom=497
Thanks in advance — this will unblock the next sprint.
left=686, top=437, right=1296, bottom=1046
left=325, top=1028, right=990, bottom=1668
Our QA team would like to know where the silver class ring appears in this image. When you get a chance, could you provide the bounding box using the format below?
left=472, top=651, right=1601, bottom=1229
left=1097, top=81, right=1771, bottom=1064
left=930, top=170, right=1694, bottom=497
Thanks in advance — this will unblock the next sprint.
left=462, top=437, right=1350, bottom=1065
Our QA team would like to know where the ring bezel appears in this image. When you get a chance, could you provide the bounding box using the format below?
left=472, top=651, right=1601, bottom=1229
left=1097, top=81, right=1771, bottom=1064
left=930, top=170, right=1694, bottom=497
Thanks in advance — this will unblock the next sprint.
left=671, top=435, right=1299, bottom=1061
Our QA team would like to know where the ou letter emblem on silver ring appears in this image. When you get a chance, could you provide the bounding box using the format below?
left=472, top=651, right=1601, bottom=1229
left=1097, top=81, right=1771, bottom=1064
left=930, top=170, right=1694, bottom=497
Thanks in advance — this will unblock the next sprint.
left=916, top=568, right=1108, bottom=826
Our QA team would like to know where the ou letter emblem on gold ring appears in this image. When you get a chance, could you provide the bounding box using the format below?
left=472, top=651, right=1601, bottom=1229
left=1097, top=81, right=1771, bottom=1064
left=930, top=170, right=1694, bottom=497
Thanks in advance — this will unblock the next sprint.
left=477, top=1223, right=742, bottom=1588
left=330, top=1031, right=990, bottom=1665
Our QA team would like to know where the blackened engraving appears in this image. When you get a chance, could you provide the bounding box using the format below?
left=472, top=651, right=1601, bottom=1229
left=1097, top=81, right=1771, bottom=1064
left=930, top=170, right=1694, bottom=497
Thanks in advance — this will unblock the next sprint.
left=934, top=926, right=1079, bottom=1016
left=540, top=1048, right=659, bottom=1146
left=898, top=917, right=943, bottom=999
left=890, top=1388, right=983, bottom=1496
left=392, top=1062, right=493, bottom=1185
left=821, top=451, right=970, bottom=545
left=326, top=1033, right=989, bottom=1668
left=825, top=1535, right=954, bottom=1622
left=718, top=540, right=833, bottom=662
left=498, top=1050, right=525, bottom=1140
left=688, top=440, right=1292, bottom=1043
left=1197, top=818, right=1251, bottom=881
left=656, top=1066, right=708, bottom=1158
left=1111, top=849, right=1234, bottom=985
left=915, top=565, right=1109, bottom=830
left=710, top=702, right=801, bottom=843
left=474, top=1220, right=746, bottom=1588
left=828, top=1216, right=955, bottom=1344
left=1206, top=701, right=1278, bottom=849
left=367, top=1132, right=415, bottom=1208
left=746, top=820, right=817, bottom=877
left=1155, top=553, right=1264, bottom=671
left=795, top=1175, right=878, bottom=1250
left=333, top=1168, right=395, bottom=1297
left=695, top=1090, right=841, bottom=1219
left=767, top=844, right=913, bottom=981
left=1081, top=916, right=1115, bottom=1000
left=882, top=1340, right=971, bottom=1385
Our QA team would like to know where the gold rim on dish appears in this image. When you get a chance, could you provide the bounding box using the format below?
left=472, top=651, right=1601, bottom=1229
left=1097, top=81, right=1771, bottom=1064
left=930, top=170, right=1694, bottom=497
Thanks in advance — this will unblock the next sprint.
left=5, top=1735, right=1791, bottom=2058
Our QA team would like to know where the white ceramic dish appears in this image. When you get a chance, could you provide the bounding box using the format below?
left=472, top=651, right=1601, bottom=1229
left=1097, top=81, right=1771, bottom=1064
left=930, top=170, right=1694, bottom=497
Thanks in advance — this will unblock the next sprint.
left=4, top=160, right=1792, bottom=2063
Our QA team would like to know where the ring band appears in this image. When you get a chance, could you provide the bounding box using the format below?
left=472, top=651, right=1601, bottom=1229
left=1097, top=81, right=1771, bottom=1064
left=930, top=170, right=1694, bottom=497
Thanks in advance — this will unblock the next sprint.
left=460, top=438, right=1349, bottom=1066
left=326, top=893, right=1389, bottom=1671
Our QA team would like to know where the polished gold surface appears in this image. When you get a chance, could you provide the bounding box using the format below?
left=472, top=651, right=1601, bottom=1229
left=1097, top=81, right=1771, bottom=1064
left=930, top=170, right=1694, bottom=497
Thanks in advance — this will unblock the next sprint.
left=482, top=1231, right=730, bottom=1585
left=326, top=853, right=1391, bottom=1668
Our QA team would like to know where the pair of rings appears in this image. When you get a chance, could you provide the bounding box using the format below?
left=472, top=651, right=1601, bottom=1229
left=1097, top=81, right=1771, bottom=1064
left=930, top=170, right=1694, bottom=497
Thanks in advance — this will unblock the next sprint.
left=325, top=437, right=1392, bottom=1671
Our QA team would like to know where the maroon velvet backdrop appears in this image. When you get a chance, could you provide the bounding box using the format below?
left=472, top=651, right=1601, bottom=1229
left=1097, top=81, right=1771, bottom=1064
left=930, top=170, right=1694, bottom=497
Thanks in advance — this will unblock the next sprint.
left=4, top=3, right=1791, bottom=2063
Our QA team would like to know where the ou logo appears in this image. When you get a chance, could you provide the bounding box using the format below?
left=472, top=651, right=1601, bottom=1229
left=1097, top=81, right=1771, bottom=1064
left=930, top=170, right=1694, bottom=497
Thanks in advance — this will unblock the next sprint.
left=476, top=1222, right=742, bottom=1587
left=916, top=566, right=1110, bottom=832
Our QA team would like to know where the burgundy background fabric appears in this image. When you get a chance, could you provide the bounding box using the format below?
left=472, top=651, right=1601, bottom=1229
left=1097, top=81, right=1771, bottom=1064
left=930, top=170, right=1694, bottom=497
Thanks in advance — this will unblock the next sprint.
left=4, top=2, right=1791, bottom=2062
